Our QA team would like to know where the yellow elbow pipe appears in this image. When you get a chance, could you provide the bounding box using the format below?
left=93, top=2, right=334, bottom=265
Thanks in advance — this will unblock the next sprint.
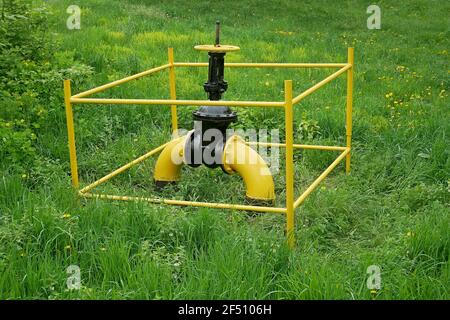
left=222, top=135, right=275, bottom=203
left=153, top=135, right=187, bottom=185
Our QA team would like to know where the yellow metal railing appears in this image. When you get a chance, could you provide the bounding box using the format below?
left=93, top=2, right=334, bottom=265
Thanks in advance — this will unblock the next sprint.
left=64, top=47, right=355, bottom=249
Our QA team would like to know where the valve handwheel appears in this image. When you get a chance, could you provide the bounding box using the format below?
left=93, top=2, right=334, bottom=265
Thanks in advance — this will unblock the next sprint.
left=194, top=20, right=240, bottom=53
left=194, top=44, right=240, bottom=52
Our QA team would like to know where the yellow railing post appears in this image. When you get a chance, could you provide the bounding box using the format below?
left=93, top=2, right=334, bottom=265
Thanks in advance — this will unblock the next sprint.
left=64, top=79, right=79, bottom=188
left=345, top=47, right=354, bottom=174
left=168, top=47, right=178, bottom=136
left=284, top=80, right=295, bottom=248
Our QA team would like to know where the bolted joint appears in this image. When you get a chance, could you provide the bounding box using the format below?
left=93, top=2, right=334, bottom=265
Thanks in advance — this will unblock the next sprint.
left=204, top=51, right=228, bottom=100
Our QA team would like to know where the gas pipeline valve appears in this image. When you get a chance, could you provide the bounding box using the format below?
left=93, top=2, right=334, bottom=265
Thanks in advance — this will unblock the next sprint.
left=185, top=21, right=237, bottom=169
left=153, top=21, right=275, bottom=204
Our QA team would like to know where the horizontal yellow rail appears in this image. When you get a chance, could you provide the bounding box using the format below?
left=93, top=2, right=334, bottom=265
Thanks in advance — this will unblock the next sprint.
left=247, top=141, right=347, bottom=151
left=70, top=65, right=350, bottom=108
left=79, top=142, right=169, bottom=194
left=292, top=64, right=351, bottom=105
left=70, top=97, right=284, bottom=108
left=73, top=64, right=171, bottom=99
left=80, top=192, right=286, bottom=214
left=174, top=62, right=348, bottom=68
left=294, top=148, right=350, bottom=208
left=70, top=62, right=350, bottom=103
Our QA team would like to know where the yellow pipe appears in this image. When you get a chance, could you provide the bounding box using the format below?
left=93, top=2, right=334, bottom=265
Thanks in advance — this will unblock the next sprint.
left=222, top=135, right=275, bottom=202
left=153, top=136, right=187, bottom=183
left=70, top=97, right=284, bottom=108
left=294, top=148, right=350, bottom=208
left=174, top=62, right=348, bottom=68
left=247, top=141, right=347, bottom=151
left=284, top=80, right=295, bottom=248
left=346, top=48, right=354, bottom=174
left=168, top=48, right=178, bottom=136
left=64, top=80, right=79, bottom=188
left=80, top=192, right=286, bottom=214
left=72, top=64, right=171, bottom=98
left=292, top=64, right=351, bottom=105
left=79, top=142, right=169, bottom=194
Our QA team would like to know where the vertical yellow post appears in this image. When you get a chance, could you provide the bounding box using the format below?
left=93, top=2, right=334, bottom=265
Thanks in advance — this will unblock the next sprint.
left=64, top=79, right=79, bottom=188
left=345, top=47, right=354, bottom=174
left=284, top=80, right=295, bottom=248
left=168, top=47, right=178, bottom=136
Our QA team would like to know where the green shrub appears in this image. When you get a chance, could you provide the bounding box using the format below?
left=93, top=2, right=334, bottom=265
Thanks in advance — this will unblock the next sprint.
left=0, top=0, right=92, bottom=176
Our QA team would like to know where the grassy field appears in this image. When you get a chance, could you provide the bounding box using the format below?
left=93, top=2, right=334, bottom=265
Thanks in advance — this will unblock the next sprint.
left=0, top=0, right=449, bottom=299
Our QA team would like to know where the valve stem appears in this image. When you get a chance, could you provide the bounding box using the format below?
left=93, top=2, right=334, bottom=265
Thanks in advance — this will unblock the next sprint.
left=215, top=20, right=220, bottom=47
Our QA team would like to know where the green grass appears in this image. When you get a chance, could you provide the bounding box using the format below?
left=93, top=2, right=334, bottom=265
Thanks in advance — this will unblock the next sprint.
left=0, top=0, right=449, bottom=299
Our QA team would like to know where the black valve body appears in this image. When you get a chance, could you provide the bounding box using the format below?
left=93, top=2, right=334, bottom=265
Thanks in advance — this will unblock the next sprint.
left=185, top=51, right=237, bottom=168
left=203, top=52, right=227, bottom=100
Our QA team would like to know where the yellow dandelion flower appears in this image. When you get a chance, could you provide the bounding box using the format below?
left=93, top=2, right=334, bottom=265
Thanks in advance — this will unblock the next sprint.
left=62, top=213, right=71, bottom=219
left=275, top=30, right=294, bottom=36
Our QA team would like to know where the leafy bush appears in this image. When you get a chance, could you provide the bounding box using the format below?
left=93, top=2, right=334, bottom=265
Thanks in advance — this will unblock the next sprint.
left=297, top=113, right=321, bottom=141
left=0, top=0, right=92, bottom=176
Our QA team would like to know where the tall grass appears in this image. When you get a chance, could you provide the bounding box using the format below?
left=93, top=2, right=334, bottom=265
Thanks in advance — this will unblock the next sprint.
left=0, top=0, right=448, bottom=299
